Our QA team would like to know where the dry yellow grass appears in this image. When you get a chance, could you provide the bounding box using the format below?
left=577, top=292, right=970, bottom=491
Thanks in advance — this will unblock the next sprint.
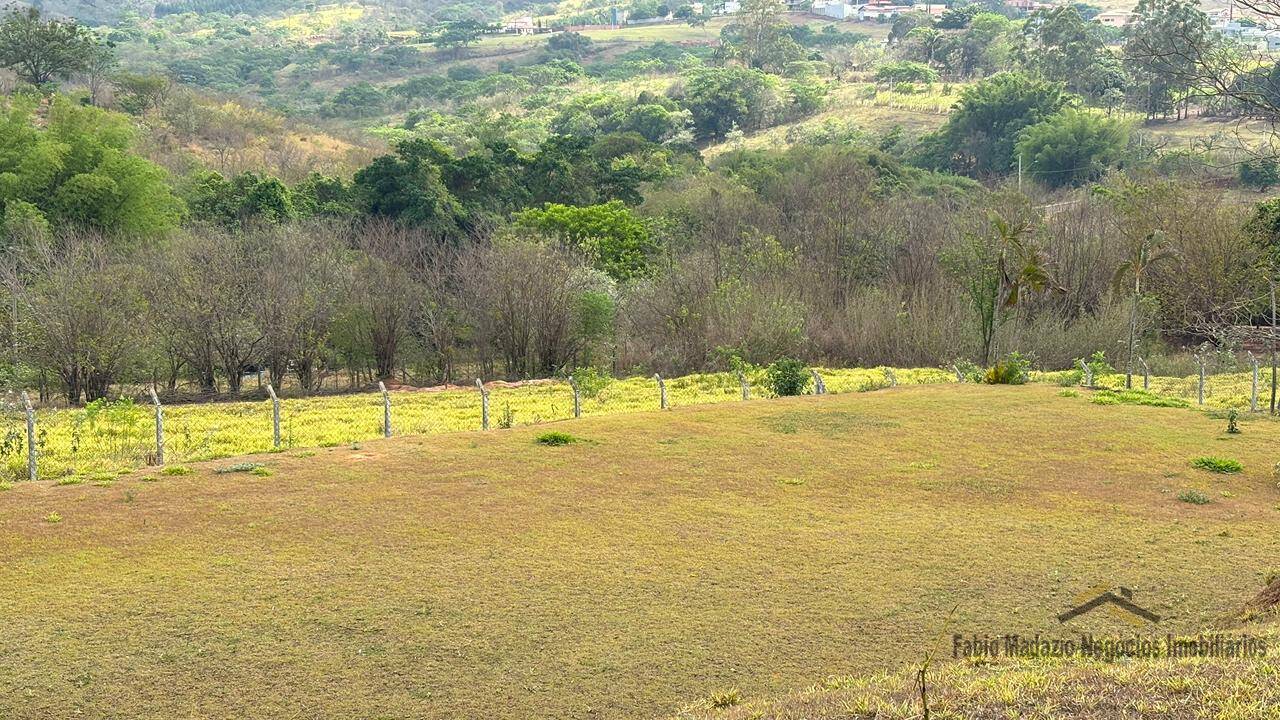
left=0, top=385, right=1277, bottom=718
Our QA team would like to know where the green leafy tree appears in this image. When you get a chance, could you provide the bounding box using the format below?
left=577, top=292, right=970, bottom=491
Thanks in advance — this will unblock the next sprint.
left=0, top=8, right=98, bottom=86
left=874, top=61, right=939, bottom=85
left=0, top=96, right=182, bottom=240
left=353, top=139, right=465, bottom=238
left=432, top=20, right=486, bottom=60
left=723, top=0, right=804, bottom=72
left=677, top=66, right=783, bottom=140
left=917, top=72, right=1070, bottom=177
left=1112, top=230, right=1179, bottom=388
left=942, top=210, right=1057, bottom=364
left=515, top=201, right=655, bottom=281
left=1014, top=109, right=1128, bottom=188
left=1123, top=0, right=1210, bottom=120
left=1018, top=7, right=1110, bottom=98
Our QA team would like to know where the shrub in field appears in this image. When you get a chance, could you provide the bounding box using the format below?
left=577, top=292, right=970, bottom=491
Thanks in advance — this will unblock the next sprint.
left=984, top=352, right=1032, bottom=385
left=215, top=462, right=265, bottom=474
left=1178, top=489, right=1211, bottom=505
left=766, top=358, right=810, bottom=396
left=162, top=465, right=194, bottom=476
left=535, top=431, right=577, bottom=446
left=1226, top=408, right=1241, bottom=434
left=707, top=688, right=742, bottom=708
left=570, top=366, right=613, bottom=398
left=1191, top=456, right=1242, bottom=474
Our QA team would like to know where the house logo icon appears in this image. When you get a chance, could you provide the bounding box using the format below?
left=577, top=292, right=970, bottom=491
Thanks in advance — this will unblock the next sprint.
left=1057, top=586, right=1161, bottom=625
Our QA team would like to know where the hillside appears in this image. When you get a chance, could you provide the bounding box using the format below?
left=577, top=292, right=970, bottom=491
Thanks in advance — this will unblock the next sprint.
left=1, top=384, right=1277, bottom=718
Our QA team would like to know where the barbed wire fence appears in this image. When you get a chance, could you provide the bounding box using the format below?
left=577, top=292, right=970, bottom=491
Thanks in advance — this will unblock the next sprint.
left=2, top=357, right=1275, bottom=483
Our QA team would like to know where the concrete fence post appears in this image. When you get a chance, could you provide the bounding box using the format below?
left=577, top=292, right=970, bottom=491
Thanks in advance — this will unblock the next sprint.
left=476, top=379, right=490, bottom=429
left=654, top=374, right=668, bottom=410
left=1077, top=358, right=1093, bottom=387
left=21, top=391, right=35, bottom=482
left=1249, top=352, right=1260, bottom=413
left=379, top=381, right=392, bottom=437
left=266, top=384, right=281, bottom=448
left=811, top=370, right=826, bottom=395
left=1195, top=355, right=1206, bottom=406
left=737, top=371, right=749, bottom=400
left=569, top=376, right=582, bottom=419
left=1139, top=357, right=1150, bottom=391
left=149, top=385, right=165, bottom=465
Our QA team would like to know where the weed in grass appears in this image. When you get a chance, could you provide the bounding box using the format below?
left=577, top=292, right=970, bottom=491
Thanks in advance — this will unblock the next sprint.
left=1192, top=456, right=1243, bottom=474
left=498, top=403, right=515, bottom=429
left=1226, top=408, right=1241, bottom=434
left=708, top=688, right=742, bottom=708
left=162, top=466, right=193, bottom=476
left=123, top=490, right=135, bottom=503
left=1057, top=389, right=1079, bottom=398
left=139, top=475, right=157, bottom=482
left=780, top=478, right=806, bottom=486
left=535, top=431, right=577, bottom=446
left=45, top=512, right=61, bottom=523
left=215, top=462, right=265, bottom=474
left=251, top=466, right=274, bottom=477
left=291, top=450, right=316, bottom=458
left=1178, top=489, right=1211, bottom=505
left=1091, top=389, right=1190, bottom=408
left=91, top=480, right=114, bottom=487
left=55, top=476, right=83, bottom=486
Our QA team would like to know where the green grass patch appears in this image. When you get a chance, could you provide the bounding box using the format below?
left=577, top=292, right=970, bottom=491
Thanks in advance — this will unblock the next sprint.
left=1178, top=489, right=1212, bottom=505
left=251, top=466, right=274, bottom=477
left=1091, top=388, right=1190, bottom=408
left=54, top=476, right=83, bottom=486
left=535, top=431, right=578, bottom=446
left=161, top=465, right=193, bottom=476
left=44, top=512, right=61, bottom=523
left=1192, top=456, right=1243, bottom=474
left=214, top=462, right=265, bottom=474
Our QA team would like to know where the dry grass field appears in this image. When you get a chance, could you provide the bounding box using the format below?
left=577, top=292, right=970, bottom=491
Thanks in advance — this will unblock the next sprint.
left=1, top=384, right=1278, bottom=718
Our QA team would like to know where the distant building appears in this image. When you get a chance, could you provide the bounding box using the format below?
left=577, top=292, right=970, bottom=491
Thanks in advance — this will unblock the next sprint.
left=504, top=15, right=537, bottom=34
left=1095, top=10, right=1135, bottom=27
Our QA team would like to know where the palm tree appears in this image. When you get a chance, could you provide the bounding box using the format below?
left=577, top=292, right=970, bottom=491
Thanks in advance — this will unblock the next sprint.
left=1112, top=230, right=1179, bottom=389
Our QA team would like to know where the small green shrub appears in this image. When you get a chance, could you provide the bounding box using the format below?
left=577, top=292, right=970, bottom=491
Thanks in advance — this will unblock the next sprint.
left=536, top=431, right=577, bottom=446
left=1057, top=389, right=1079, bottom=398
left=498, top=403, right=514, bottom=429
left=1191, top=456, right=1243, bottom=474
left=766, top=357, right=810, bottom=396
left=215, top=462, right=265, bottom=474
left=45, top=512, right=62, bottom=523
left=708, top=688, right=742, bottom=708
left=1178, top=489, right=1211, bottom=505
left=984, top=351, right=1032, bottom=385
left=251, top=466, right=274, bottom=477
left=162, top=465, right=194, bottom=476
left=1226, top=408, right=1241, bottom=434
left=569, top=366, right=613, bottom=399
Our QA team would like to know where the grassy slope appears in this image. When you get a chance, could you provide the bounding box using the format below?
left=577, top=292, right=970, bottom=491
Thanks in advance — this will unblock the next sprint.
left=1, top=385, right=1278, bottom=718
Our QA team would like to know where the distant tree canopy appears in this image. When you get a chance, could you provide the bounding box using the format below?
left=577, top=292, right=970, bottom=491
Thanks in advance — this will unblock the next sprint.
left=917, top=72, right=1072, bottom=177
left=515, top=201, right=655, bottom=281
left=0, top=97, right=183, bottom=243
left=0, top=7, right=101, bottom=86
left=1014, top=109, right=1128, bottom=188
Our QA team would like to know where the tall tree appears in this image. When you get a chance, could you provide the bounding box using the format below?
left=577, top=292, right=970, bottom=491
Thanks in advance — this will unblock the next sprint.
left=1113, top=231, right=1179, bottom=388
left=0, top=8, right=98, bottom=86
left=1123, top=0, right=1211, bottom=120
